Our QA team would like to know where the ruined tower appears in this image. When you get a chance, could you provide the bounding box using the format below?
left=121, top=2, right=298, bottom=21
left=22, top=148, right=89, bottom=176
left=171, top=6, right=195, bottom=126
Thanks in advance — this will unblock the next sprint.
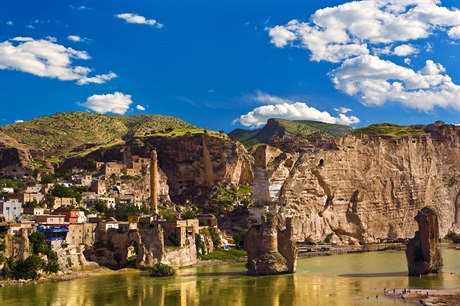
left=150, top=149, right=159, bottom=218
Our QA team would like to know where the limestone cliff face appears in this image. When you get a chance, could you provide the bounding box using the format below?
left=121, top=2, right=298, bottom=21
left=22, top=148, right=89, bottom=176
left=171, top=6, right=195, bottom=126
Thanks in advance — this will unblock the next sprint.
left=0, top=131, right=36, bottom=177
left=263, top=124, right=460, bottom=244
left=141, top=135, right=253, bottom=204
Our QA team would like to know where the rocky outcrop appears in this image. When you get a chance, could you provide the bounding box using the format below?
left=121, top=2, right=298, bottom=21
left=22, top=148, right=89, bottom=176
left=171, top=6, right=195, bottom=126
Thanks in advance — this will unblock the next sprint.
left=0, top=131, right=36, bottom=178
left=405, top=206, right=443, bottom=276
left=245, top=213, right=297, bottom=275
left=141, top=134, right=253, bottom=204
left=268, top=123, right=460, bottom=244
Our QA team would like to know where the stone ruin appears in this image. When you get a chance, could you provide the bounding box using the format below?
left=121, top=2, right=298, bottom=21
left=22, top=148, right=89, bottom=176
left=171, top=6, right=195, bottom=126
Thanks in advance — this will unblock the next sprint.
left=405, top=206, right=443, bottom=276
left=245, top=145, right=297, bottom=275
left=245, top=213, right=297, bottom=275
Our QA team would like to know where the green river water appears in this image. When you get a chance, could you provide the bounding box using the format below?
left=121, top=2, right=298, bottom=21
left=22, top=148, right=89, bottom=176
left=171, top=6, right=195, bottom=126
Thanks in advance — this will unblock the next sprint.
left=1, top=248, right=459, bottom=306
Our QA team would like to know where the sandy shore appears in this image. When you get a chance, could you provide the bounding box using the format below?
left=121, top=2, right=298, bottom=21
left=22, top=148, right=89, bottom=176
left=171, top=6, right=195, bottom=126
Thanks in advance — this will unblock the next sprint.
left=385, top=288, right=460, bottom=305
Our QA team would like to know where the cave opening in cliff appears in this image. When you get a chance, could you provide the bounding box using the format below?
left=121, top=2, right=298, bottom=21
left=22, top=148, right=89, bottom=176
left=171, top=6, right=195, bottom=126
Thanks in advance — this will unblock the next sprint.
left=319, top=159, right=324, bottom=167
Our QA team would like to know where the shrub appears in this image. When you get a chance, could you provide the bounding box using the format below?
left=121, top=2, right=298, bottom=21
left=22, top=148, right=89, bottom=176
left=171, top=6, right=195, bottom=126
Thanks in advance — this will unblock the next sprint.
left=150, top=263, right=175, bottom=277
left=181, top=210, right=196, bottom=220
left=232, top=230, right=246, bottom=250
left=44, top=259, right=60, bottom=274
left=29, top=232, right=49, bottom=255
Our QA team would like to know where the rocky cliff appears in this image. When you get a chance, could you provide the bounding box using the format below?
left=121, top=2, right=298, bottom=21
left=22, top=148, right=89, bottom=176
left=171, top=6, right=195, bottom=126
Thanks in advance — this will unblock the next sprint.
left=0, top=131, right=37, bottom=178
left=260, top=122, right=460, bottom=244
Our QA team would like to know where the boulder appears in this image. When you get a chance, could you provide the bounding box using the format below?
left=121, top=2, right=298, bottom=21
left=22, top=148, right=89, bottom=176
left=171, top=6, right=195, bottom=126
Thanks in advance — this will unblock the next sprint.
left=405, top=206, right=443, bottom=276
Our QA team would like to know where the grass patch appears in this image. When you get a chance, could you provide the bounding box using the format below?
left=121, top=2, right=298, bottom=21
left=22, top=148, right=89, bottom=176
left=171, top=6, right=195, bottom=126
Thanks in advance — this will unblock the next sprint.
left=142, top=128, right=227, bottom=139
left=199, top=248, right=247, bottom=260
left=353, top=123, right=424, bottom=138
left=149, top=263, right=175, bottom=277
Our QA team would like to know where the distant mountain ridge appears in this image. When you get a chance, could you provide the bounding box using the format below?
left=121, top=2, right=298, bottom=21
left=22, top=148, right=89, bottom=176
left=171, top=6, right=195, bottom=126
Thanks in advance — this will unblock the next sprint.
left=229, top=118, right=354, bottom=148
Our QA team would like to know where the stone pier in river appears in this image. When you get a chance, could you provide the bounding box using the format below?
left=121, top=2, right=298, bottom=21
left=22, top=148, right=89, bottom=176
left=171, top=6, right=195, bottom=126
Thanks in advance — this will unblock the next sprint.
left=245, top=213, right=297, bottom=276
left=405, top=206, right=443, bottom=276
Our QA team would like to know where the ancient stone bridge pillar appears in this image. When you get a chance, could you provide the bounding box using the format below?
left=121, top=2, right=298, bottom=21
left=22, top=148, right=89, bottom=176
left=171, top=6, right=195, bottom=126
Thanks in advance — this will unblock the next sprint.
left=405, top=206, right=443, bottom=276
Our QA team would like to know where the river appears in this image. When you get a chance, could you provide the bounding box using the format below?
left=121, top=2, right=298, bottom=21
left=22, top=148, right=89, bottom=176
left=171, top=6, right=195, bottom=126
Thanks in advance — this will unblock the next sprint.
left=1, top=248, right=459, bottom=305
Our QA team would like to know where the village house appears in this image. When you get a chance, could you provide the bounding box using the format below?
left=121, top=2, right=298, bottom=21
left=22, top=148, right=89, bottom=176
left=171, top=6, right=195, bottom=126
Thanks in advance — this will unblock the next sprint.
left=23, top=207, right=45, bottom=216
left=35, top=215, right=67, bottom=225
left=7, top=222, right=34, bottom=236
left=90, top=180, right=106, bottom=195
left=72, top=174, right=92, bottom=186
left=158, top=219, right=199, bottom=247
left=104, top=162, right=124, bottom=177
left=51, top=197, right=77, bottom=210
left=25, top=185, right=42, bottom=193
left=0, top=199, right=23, bottom=221
left=53, top=208, right=86, bottom=223
left=9, top=192, right=44, bottom=204
left=66, top=223, right=97, bottom=246
left=1, top=187, right=14, bottom=194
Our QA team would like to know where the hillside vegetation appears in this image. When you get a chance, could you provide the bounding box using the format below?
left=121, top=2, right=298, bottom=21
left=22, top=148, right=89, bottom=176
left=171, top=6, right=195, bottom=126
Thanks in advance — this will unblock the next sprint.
left=0, top=112, right=197, bottom=157
left=352, top=123, right=424, bottom=138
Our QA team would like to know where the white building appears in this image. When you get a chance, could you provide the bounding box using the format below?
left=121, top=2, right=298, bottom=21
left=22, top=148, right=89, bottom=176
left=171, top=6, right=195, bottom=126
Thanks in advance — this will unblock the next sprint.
left=0, top=200, right=23, bottom=221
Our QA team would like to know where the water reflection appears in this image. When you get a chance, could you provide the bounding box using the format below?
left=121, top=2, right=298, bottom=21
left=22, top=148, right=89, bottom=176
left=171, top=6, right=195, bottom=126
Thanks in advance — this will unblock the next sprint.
left=0, top=249, right=458, bottom=306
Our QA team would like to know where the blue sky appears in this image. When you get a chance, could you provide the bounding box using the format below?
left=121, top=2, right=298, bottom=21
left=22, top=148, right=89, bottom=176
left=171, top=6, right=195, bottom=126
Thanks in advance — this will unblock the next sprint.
left=1, top=0, right=459, bottom=131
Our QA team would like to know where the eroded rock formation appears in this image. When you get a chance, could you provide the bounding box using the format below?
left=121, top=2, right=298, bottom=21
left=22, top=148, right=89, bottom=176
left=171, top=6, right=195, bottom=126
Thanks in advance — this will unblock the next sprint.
left=259, top=123, right=460, bottom=244
left=0, top=131, right=36, bottom=177
left=405, top=206, right=443, bottom=276
left=245, top=213, right=297, bottom=275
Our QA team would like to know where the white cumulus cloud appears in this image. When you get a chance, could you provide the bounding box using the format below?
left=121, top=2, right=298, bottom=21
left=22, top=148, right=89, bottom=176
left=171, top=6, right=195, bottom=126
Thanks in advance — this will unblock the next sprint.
left=0, top=37, right=116, bottom=85
left=236, top=92, right=360, bottom=128
left=6, top=21, right=14, bottom=26
left=331, top=55, right=460, bottom=111
left=136, top=104, right=146, bottom=111
left=15, top=120, right=24, bottom=123
left=393, top=44, right=419, bottom=56
left=267, top=0, right=460, bottom=62
left=116, top=13, right=164, bottom=29
left=448, top=26, right=460, bottom=39
left=81, top=92, right=132, bottom=115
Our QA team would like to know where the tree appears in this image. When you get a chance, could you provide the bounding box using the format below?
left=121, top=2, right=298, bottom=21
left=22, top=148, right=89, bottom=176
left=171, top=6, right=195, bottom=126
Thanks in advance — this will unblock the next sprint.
left=83, top=159, right=97, bottom=171
left=95, top=199, right=108, bottom=214
left=29, top=232, right=49, bottom=255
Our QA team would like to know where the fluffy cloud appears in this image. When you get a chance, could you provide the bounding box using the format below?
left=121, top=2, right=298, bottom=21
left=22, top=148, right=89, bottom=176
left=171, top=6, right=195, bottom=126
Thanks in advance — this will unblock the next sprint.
left=331, top=55, right=460, bottom=111
left=136, top=104, right=146, bottom=111
left=393, top=44, right=419, bottom=56
left=116, top=13, right=163, bottom=29
left=0, top=37, right=116, bottom=85
left=15, top=120, right=24, bottom=123
left=237, top=92, right=359, bottom=127
left=448, top=26, right=460, bottom=39
left=268, top=0, right=460, bottom=112
left=81, top=92, right=132, bottom=115
left=267, top=0, right=460, bottom=62
left=6, top=21, right=13, bottom=26
left=236, top=102, right=360, bottom=128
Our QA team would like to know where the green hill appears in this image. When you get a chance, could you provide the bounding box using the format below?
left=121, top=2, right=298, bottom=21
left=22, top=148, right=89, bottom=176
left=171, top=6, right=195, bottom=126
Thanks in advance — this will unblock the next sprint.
left=352, top=123, right=424, bottom=138
left=0, top=112, right=196, bottom=157
left=229, top=118, right=353, bottom=147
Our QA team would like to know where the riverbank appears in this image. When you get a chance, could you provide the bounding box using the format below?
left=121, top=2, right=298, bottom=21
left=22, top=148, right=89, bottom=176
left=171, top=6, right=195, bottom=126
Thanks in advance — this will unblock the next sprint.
left=385, top=288, right=460, bottom=306
left=0, top=266, right=113, bottom=287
